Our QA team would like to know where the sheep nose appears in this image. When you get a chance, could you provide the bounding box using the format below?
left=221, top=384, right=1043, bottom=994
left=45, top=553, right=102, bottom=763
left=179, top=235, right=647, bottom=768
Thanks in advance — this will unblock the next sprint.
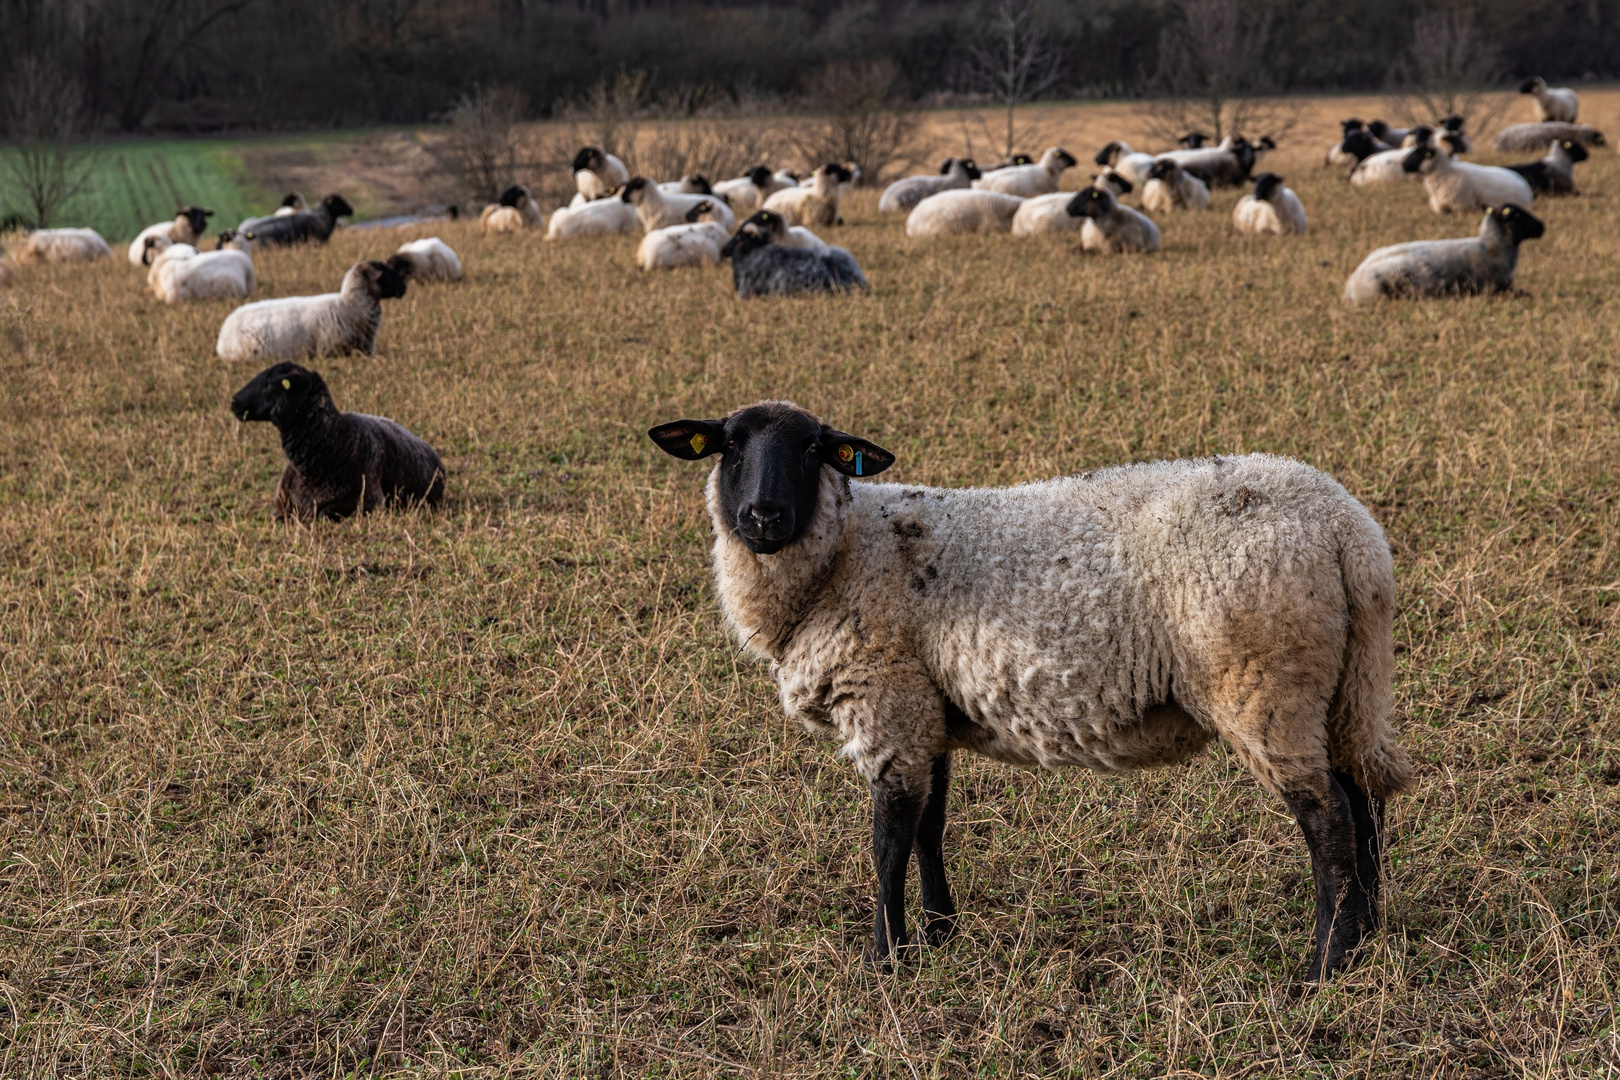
left=748, top=504, right=784, bottom=528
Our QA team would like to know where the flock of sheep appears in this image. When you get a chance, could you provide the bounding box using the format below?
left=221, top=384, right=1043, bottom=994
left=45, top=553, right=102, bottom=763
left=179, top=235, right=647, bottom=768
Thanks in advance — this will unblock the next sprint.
left=0, top=77, right=1606, bottom=981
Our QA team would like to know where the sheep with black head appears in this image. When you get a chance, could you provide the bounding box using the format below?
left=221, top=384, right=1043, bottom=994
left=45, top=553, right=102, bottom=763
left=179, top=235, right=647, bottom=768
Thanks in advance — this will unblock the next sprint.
left=216, top=260, right=408, bottom=361
left=720, top=211, right=867, bottom=298
left=127, top=206, right=213, bottom=266
left=241, top=194, right=354, bottom=247
left=1344, top=204, right=1544, bottom=304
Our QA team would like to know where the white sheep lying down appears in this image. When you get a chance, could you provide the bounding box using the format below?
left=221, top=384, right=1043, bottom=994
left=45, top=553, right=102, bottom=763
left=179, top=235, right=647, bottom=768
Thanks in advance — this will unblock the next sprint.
left=649, top=400, right=1412, bottom=981
left=545, top=197, right=638, bottom=240
left=971, top=146, right=1078, bottom=197
left=13, top=228, right=114, bottom=264
left=1343, top=204, right=1544, bottom=305
left=216, top=259, right=408, bottom=361
left=906, top=190, right=1024, bottom=236
left=1233, top=173, right=1307, bottom=235
left=1403, top=144, right=1534, bottom=214
left=392, top=237, right=462, bottom=281
left=147, top=230, right=256, bottom=303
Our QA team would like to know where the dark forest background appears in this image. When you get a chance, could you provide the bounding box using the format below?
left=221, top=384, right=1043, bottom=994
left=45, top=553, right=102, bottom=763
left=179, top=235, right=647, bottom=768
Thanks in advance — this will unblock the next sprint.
left=1, top=0, right=1615, bottom=136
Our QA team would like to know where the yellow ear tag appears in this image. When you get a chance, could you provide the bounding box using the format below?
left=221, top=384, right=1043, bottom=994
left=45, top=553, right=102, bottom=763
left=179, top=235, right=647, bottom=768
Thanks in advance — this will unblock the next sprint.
left=689, top=433, right=707, bottom=455
left=281, top=379, right=291, bottom=389
left=837, top=444, right=854, bottom=463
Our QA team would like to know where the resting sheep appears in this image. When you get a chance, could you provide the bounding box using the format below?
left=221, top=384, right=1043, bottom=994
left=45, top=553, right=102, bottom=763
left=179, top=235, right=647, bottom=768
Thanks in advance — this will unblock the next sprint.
left=906, top=190, right=1024, bottom=237
left=481, top=184, right=545, bottom=233
left=972, top=146, right=1077, bottom=197
left=216, top=260, right=408, bottom=362
left=1519, top=77, right=1578, bottom=123
left=545, top=194, right=637, bottom=239
left=1325, top=120, right=1389, bottom=168
left=12, top=228, right=113, bottom=264
left=231, top=361, right=444, bottom=522
left=879, top=159, right=982, bottom=214
left=1349, top=127, right=1433, bottom=187
left=1011, top=192, right=1087, bottom=236
left=720, top=211, right=867, bottom=298
left=1505, top=139, right=1589, bottom=196
left=148, top=229, right=255, bottom=303
left=1494, top=122, right=1606, bottom=154
left=762, top=163, right=851, bottom=228
left=1343, top=204, right=1543, bottom=305
left=573, top=146, right=630, bottom=201
left=1233, top=173, right=1307, bottom=235
left=713, top=167, right=776, bottom=215
left=1159, top=135, right=1267, bottom=188
left=242, top=194, right=353, bottom=247
left=1093, top=141, right=1157, bottom=188
left=623, top=177, right=736, bottom=232
left=1403, top=143, right=1533, bottom=214
left=1141, top=159, right=1210, bottom=213
left=127, top=206, right=213, bottom=266
left=657, top=175, right=714, bottom=195
left=647, top=399, right=1412, bottom=981
left=390, top=237, right=463, bottom=281
left=1069, top=186, right=1159, bottom=254
left=636, top=201, right=732, bottom=270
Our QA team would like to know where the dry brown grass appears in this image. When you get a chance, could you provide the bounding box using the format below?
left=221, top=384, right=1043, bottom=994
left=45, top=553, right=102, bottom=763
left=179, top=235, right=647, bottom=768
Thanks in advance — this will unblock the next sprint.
left=1, top=93, right=1618, bottom=1078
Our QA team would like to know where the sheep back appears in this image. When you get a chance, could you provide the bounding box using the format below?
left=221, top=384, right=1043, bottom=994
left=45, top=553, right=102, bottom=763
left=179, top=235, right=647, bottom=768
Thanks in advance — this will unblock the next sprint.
left=906, top=190, right=1024, bottom=237
left=276, top=413, right=445, bottom=522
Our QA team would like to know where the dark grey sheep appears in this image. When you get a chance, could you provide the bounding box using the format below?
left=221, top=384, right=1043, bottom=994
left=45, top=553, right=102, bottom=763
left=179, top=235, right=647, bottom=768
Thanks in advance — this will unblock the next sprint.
left=231, top=362, right=445, bottom=521
left=719, top=211, right=868, bottom=298
left=243, top=194, right=354, bottom=247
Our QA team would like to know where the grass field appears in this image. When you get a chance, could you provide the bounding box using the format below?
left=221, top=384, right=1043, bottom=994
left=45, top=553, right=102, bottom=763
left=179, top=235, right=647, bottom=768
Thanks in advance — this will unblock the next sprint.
left=1, top=93, right=1618, bottom=1078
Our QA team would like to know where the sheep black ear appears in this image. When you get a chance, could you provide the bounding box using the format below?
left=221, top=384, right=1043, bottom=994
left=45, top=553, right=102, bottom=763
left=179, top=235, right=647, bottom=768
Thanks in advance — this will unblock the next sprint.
left=649, top=419, right=725, bottom=460
left=819, top=430, right=894, bottom=478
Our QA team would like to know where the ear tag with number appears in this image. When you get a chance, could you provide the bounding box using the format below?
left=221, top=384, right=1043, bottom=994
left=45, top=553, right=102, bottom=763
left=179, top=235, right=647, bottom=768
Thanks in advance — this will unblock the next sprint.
left=281, top=379, right=291, bottom=389
left=689, top=433, right=707, bottom=455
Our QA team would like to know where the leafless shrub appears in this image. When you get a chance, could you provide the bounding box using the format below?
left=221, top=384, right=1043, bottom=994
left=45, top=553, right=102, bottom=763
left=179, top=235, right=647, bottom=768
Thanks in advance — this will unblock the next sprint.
left=0, top=56, right=94, bottom=228
left=788, top=59, right=919, bottom=184
left=958, top=0, right=1064, bottom=159
left=634, top=84, right=792, bottom=186
left=559, top=68, right=648, bottom=162
left=432, top=84, right=531, bottom=206
left=1384, top=9, right=1508, bottom=136
left=1140, top=0, right=1299, bottom=147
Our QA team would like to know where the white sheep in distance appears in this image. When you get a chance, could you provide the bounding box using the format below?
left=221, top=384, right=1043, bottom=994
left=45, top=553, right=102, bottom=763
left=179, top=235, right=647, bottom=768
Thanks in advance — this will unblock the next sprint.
left=216, top=260, right=408, bottom=362
left=390, top=237, right=463, bottom=281
left=13, top=228, right=114, bottom=264
left=148, top=229, right=256, bottom=303
left=1093, top=141, right=1157, bottom=187
left=1349, top=126, right=1435, bottom=187
left=1494, top=122, right=1606, bottom=154
left=127, top=206, right=213, bottom=266
left=763, top=163, right=852, bottom=228
left=1324, top=119, right=1390, bottom=168
left=1233, top=173, right=1307, bottom=235
left=1343, top=204, right=1544, bottom=305
left=622, top=177, right=736, bottom=232
left=480, top=185, right=545, bottom=233
left=635, top=200, right=733, bottom=270
left=712, top=167, right=776, bottom=214
left=1141, top=159, right=1210, bottom=213
left=905, top=189, right=1024, bottom=237
left=1519, top=77, right=1579, bottom=123
left=1158, top=135, right=1270, bottom=187
left=879, top=158, right=982, bottom=214
left=972, top=146, right=1078, bottom=197
left=545, top=194, right=638, bottom=239
left=1402, top=142, right=1534, bottom=214
left=1069, top=186, right=1160, bottom=254
left=1011, top=192, right=1086, bottom=236
left=573, top=146, right=630, bottom=201
left=647, top=400, right=1412, bottom=981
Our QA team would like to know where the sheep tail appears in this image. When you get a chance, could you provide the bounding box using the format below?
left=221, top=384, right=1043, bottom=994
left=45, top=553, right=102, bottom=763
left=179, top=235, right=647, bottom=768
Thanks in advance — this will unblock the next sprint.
left=1328, top=515, right=1414, bottom=801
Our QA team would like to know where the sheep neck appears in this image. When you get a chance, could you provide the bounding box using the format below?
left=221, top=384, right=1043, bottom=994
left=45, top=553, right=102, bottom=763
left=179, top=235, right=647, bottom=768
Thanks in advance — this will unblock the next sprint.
left=277, top=394, right=350, bottom=482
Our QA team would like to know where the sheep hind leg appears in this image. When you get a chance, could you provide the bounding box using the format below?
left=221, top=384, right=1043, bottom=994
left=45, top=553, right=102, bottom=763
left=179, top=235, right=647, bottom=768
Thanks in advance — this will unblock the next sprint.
left=1281, top=771, right=1376, bottom=982
left=913, top=752, right=957, bottom=946
left=866, top=773, right=926, bottom=969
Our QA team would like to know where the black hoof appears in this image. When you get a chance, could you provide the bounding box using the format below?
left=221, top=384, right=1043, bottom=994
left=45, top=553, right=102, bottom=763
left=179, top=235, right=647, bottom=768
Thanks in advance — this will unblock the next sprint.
left=920, top=916, right=957, bottom=947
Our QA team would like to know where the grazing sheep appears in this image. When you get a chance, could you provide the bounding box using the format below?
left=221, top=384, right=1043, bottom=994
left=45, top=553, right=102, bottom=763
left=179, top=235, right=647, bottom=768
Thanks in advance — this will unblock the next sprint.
left=481, top=184, right=545, bottom=233
left=573, top=146, right=630, bottom=201
left=1094, top=141, right=1157, bottom=188
left=1494, top=122, right=1606, bottom=154
left=1159, top=135, right=1264, bottom=188
left=713, top=166, right=777, bottom=215
left=720, top=211, right=867, bottom=298
left=1141, top=158, right=1211, bottom=213
left=390, top=237, right=463, bottom=281
left=879, top=158, right=982, bottom=214
left=1343, top=204, right=1544, bottom=305
left=647, top=399, right=1412, bottom=980
left=1519, top=77, right=1579, bottom=123
left=545, top=194, right=638, bottom=240
left=762, top=163, right=852, bottom=228
left=1403, top=143, right=1534, bottom=214
left=127, top=206, right=213, bottom=266
left=13, top=228, right=114, bottom=264
left=216, top=260, right=408, bottom=362
left=906, top=190, right=1025, bottom=237
left=972, top=146, right=1078, bottom=197
left=1349, top=127, right=1434, bottom=187
left=1233, top=173, right=1307, bottom=235
left=1069, top=186, right=1160, bottom=254
left=622, top=177, right=736, bottom=232
left=241, top=194, right=354, bottom=247
left=149, top=229, right=255, bottom=303
left=636, top=201, right=733, bottom=270
left=231, top=361, right=444, bottom=522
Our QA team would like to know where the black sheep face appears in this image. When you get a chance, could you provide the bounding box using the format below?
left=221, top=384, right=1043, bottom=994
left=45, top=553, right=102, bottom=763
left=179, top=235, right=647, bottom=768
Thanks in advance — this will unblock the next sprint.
left=180, top=205, right=213, bottom=234
left=1563, top=140, right=1590, bottom=162
left=620, top=177, right=653, bottom=204
left=141, top=236, right=165, bottom=266
left=1093, top=142, right=1120, bottom=166
left=937, top=159, right=954, bottom=174
left=1066, top=187, right=1112, bottom=219
left=1402, top=145, right=1437, bottom=173
left=1519, top=78, right=1541, bottom=94
left=384, top=254, right=416, bottom=280
left=360, top=260, right=409, bottom=300
left=1147, top=159, right=1177, bottom=182
left=281, top=192, right=303, bottom=208
left=749, top=165, right=773, bottom=186
left=962, top=159, right=981, bottom=179
left=684, top=200, right=716, bottom=223
left=648, top=402, right=895, bottom=555
left=214, top=229, right=240, bottom=250
left=322, top=195, right=355, bottom=218
left=498, top=184, right=529, bottom=207
left=1341, top=118, right=1365, bottom=134
left=232, top=362, right=326, bottom=425
left=1252, top=172, right=1284, bottom=201
left=572, top=146, right=606, bottom=172
left=1341, top=130, right=1379, bottom=161
left=1052, top=148, right=1079, bottom=168
left=721, top=212, right=781, bottom=259
left=1489, top=204, right=1545, bottom=244
left=824, top=163, right=854, bottom=183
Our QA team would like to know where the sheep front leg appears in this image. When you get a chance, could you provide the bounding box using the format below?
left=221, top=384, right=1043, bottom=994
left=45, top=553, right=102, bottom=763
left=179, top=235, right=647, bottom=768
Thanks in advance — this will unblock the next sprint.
left=913, top=752, right=958, bottom=946
left=1283, top=771, right=1377, bottom=981
left=866, top=774, right=925, bottom=968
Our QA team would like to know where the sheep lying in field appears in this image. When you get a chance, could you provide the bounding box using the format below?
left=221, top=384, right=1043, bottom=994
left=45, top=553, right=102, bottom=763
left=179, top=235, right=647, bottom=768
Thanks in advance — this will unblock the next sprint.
left=622, top=177, right=736, bottom=232
left=231, top=361, right=444, bottom=522
left=1011, top=192, right=1086, bottom=236
left=1403, top=143, right=1534, bottom=214
left=545, top=194, right=638, bottom=239
left=905, top=190, right=1024, bottom=237
left=573, top=146, right=629, bottom=201
left=1141, top=159, right=1210, bottom=213
left=1158, top=135, right=1269, bottom=188
left=1494, top=122, right=1606, bottom=154
left=242, top=194, right=354, bottom=247
left=147, top=229, right=256, bottom=303
left=1233, top=173, right=1307, bottom=235
left=1093, top=141, right=1156, bottom=187
left=389, top=237, right=462, bottom=281
left=713, top=167, right=776, bottom=215
left=1519, top=77, right=1579, bottom=123
left=720, top=211, right=867, bottom=298
left=1350, top=127, right=1434, bottom=187
left=481, top=185, right=545, bottom=233
left=128, top=206, right=213, bottom=266
left=12, top=228, right=114, bottom=264
left=216, top=260, right=408, bottom=361
left=879, top=159, right=982, bottom=214
left=1325, top=119, right=1390, bottom=168
left=972, top=146, right=1078, bottom=197
left=657, top=175, right=714, bottom=195
left=1506, top=139, right=1589, bottom=196
left=763, top=163, right=852, bottom=228
left=1069, top=186, right=1159, bottom=254
left=636, top=201, right=733, bottom=270
left=647, top=399, right=1412, bottom=980
left=1343, top=204, right=1543, bottom=305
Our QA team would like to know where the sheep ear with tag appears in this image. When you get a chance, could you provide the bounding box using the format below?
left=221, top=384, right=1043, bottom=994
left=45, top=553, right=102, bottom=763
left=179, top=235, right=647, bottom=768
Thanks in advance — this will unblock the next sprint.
left=649, top=419, right=726, bottom=460
left=819, top=430, right=895, bottom=478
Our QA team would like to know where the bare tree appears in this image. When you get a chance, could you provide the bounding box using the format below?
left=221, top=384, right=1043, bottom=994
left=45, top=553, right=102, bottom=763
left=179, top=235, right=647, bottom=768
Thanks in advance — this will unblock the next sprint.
left=0, top=56, right=94, bottom=227
left=791, top=59, right=919, bottom=183
left=960, top=0, right=1064, bottom=158
left=433, top=84, right=530, bottom=205
left=1385, top=9, right=1506, bottom=134
left=1142, top=0, right=1295, bottom=145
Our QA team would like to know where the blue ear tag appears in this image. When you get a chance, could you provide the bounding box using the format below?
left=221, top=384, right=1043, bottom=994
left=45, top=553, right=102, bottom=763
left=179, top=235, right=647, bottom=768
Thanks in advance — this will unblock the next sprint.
left=855, top=451, right=863, bottom=476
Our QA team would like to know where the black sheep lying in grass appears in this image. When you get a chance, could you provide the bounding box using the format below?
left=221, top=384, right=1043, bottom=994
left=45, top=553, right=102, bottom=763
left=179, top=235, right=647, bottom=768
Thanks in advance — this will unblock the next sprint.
left=719, top=211, right=868, bottom=298
left=243, top=194, right=354, bottom=247
left=231, top=362, right=445, bottom=521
